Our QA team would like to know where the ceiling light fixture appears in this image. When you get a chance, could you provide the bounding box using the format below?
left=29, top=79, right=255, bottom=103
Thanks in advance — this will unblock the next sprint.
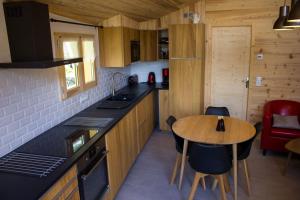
left=288, top=0, right=300, bottom=22
left=273, top=2, right=293, bottom=30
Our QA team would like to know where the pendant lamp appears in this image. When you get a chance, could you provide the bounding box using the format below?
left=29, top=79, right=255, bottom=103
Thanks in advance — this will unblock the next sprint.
left=288, top=0, right=300, bottom=22
left=273, top=4, right=293, bottom=30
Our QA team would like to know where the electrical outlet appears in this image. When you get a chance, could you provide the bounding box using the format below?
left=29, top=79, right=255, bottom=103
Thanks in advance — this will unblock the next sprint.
left=80, top=94, right=89, bottom=103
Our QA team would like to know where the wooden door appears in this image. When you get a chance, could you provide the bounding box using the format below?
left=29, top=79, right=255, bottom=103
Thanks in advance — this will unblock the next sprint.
left=140, top=30, right=158, bottom=61
left=211, top=27, right=251, bottom=119
left=169, top=59, right=204, bottom=119
left=169, top=24, right=205, bottom=59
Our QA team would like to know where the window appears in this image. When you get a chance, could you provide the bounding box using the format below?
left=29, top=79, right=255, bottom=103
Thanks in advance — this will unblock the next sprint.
left=55, top=33, right=97, bottom=99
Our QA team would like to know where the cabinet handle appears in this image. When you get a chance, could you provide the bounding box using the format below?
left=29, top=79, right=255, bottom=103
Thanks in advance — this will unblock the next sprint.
left=81, top=151, right=108, bottom=181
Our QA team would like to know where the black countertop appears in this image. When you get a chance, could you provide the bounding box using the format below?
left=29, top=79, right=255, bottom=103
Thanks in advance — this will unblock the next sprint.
left=0, top=83, right=165, bottom=200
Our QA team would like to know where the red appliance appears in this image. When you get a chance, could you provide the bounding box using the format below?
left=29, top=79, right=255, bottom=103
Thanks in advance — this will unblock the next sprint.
left=147, top=72, right=156, bottom=85
left=162, top=68, right=169, bottom=85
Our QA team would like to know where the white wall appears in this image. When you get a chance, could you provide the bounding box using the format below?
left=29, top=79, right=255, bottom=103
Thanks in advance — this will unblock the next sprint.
left=129, top=60, right=168, bottom=82
left=0, top=2, right=129, bottom=157
left=0, top=1, right=167, bottom=157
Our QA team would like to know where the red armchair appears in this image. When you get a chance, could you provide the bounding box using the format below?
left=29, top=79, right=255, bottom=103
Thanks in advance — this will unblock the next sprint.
left=261, top=100, right=300, bottom=155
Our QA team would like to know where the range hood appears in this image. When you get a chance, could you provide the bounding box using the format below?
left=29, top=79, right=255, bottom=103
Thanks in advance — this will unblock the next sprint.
left=0, top=1, right=82, bottom=69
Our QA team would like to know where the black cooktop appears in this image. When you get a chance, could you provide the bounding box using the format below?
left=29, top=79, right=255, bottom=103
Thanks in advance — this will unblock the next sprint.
left=16, top=126, right=103, bottom=158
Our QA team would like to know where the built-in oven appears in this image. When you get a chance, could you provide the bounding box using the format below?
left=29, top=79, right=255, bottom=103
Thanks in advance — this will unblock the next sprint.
left=131, top=40, right=140, bottom=62
left=68, top=130, right=109, bottom=200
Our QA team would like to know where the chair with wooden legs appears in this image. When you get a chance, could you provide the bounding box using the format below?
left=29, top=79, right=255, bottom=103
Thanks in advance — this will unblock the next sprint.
left=205, top=106, right=231, bottom=192
left=213, top=122, right=262, bottom=196
left=166, top=116, right=206, bottom=189
left=205, top=106, right=230, bottom=117
left=188, top=143, right=232, bottom=200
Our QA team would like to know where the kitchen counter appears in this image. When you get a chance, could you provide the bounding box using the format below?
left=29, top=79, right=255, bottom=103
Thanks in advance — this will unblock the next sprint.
left=0, top=83, right=164, bottom=200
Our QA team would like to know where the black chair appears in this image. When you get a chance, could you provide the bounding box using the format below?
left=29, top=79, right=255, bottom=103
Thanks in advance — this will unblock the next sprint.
left=234, top=122, right=262, bottom=195
left=166, top=116, right=206, bottom=188
left=205, top=106, right=230, bottom=116
left=188, top=143, right=232, bottom=200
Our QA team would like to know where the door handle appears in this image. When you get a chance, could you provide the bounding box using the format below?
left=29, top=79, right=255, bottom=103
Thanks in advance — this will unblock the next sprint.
left=242, top=77, right=249, bottom=88
left=81, top=150, right=108, bottom=181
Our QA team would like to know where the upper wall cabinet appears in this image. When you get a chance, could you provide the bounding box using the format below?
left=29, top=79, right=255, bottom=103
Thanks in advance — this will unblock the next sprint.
left=99, top=27, right=139, bottom=67
left=169, top=24, right=205, bottom=59
left=140, top=30, right=158, bottom=61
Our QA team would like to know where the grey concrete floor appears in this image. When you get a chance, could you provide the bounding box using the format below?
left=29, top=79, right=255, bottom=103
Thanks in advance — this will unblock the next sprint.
left=115, top=130, right=300, bottom=200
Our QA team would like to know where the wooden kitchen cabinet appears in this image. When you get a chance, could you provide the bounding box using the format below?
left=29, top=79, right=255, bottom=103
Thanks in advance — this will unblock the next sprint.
left=136, top=92, right=155, bottom=152
left=105, top=108, right=138, bottom=200
left=40, top=165, right=79, bottom=200
left=105, top=92, right=154, bottom=200
left=159, top=90, right=169, bottom=131
left=169, top=59, right=204, bottom=119
left=99, top=27, right=139, bottom=67
left=140, top=30, right=158, bottom=61
left=169, top=24, right=205, bottom=59
left=105, top=126, right=123, bottom=200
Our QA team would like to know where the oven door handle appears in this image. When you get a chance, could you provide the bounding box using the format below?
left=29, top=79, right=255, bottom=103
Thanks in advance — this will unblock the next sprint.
left=81, top=150, right=108, bottom=181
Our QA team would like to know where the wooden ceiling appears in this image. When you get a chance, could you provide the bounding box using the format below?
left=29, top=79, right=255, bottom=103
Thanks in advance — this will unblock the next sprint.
left=35, top=0, right=198, bottom=24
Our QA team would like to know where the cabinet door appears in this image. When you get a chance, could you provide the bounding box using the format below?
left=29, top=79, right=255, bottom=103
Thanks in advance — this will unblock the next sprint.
left=105, top=109, right=139, bottom=200
left=102, top=27, right=125, bottom=67
left=40, top=165, right=79, bottom=200
left=145, top=92, right=155, bottom=138
left=169, top=24, right=205, bottom=59
left=169, top=59, right=204, bottom=119
left=105, top=126, right=123, bottom=200
left=123, top=27, right=131, bottom=66
left=130, top=29, right=140, bottom=41
left=140, top=30, right=158, bottom=61
left=159, top=90, right=169, bottom=131
left=136, top=92, right=154, bottom=151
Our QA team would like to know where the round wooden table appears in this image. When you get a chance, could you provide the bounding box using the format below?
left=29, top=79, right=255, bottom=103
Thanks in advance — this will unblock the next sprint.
left=173, top=115, right=256, bottom=200
left=284, top=138, right=300, bottom=175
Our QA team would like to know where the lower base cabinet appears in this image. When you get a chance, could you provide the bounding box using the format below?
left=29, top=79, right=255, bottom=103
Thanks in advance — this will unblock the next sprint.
left=40, top=165, right=80, bottom=200
left=158, top=90, right=169, bottom=131
left=105, top=92, right=154, bottom=200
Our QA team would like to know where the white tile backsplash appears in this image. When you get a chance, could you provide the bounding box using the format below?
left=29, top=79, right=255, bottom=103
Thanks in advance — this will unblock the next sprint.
left=129, top=60, right=168, bottom=82
left=0, top=67, right=129, bottom=157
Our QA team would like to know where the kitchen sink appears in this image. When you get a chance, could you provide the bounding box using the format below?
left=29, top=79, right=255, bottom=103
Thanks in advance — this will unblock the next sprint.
left=96, top=93, right=137, bottom=109
left=106, top=93, right=136, bottom=102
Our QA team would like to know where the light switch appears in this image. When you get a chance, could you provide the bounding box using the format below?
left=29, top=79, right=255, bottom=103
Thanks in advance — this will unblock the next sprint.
left=256, top=76, right=263, bottom=86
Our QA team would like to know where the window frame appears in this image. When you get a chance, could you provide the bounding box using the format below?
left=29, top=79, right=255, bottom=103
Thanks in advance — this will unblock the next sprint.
left=54, top=33, right=97, bottom=100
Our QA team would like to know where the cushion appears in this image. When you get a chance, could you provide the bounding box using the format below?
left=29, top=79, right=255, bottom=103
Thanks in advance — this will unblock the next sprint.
left=272, top=114, right=300, bottom=130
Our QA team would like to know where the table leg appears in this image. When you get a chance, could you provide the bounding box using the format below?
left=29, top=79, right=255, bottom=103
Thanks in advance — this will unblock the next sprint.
left=283, top=152, right=292, bottom=176
left=178, top=139, right=188, bottom=190
left=233, top=143, right=238, bottom=200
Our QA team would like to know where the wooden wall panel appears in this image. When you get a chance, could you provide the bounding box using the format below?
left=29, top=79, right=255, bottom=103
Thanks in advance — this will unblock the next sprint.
left=203, top=0, right=300, bottom=123
left=102, top=15, right=139, bottom=29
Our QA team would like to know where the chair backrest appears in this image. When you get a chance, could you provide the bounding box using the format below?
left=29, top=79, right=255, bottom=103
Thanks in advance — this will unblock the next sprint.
left=237, top=122, right=262, bottom=160
left=205, top=106, right=230, bottom=116
left=166, top=115, right=184, bottom=152
left=264, top=100, right=300, bottom=117
left=189, top=143, right=232, bottom=175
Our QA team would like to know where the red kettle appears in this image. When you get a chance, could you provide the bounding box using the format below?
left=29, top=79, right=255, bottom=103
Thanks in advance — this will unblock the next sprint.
left=147, top=72, right=156, bottom=85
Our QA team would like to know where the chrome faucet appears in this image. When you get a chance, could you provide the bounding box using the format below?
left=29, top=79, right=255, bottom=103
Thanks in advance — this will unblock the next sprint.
left=111, top=72, right=125, bottom=96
